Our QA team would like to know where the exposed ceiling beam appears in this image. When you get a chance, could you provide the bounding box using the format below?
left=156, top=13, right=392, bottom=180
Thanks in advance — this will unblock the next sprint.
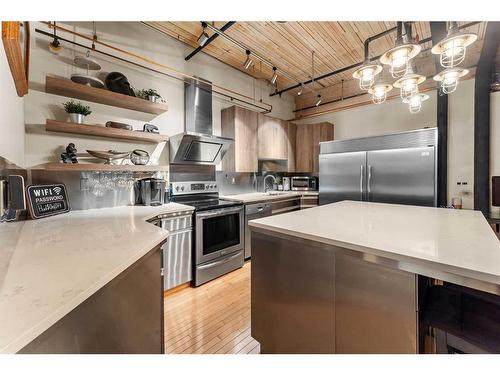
left=185, top=21, right=236, bottom=61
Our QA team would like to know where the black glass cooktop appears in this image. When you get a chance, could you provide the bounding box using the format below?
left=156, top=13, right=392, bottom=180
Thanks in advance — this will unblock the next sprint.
left=170, top=194, right=242, bottom=212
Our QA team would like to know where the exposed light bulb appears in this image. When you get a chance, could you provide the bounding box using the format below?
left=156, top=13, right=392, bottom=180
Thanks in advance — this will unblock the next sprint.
left=433, top=67, right=468, bottom=95
left=431, top=25, right=477, bottom=69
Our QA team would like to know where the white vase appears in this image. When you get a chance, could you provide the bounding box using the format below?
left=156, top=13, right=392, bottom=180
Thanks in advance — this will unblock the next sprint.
left=69, top=113, right=85, bottom=124
left=148, top=95, right=158, bottom=103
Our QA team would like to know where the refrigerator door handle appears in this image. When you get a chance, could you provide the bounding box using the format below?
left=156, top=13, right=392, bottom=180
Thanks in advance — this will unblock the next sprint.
left=360, top=165, right=364, bottom=200
left=367, top=165, right=372, bottom=200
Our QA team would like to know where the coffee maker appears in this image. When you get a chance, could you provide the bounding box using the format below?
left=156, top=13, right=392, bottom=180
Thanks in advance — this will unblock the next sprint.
left=135, top=178, right=167, bottom=206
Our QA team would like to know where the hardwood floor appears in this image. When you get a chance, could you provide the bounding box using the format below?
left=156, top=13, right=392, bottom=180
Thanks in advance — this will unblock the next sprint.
left=164, top=262, right=260, bottom=354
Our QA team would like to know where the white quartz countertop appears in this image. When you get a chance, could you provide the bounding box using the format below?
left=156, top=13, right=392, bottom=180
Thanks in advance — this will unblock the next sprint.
left=0, top=202, right=193, bottom=354
left=221, top=192, right=302, bottom=203
left=249, top=201, right=500, bottom=287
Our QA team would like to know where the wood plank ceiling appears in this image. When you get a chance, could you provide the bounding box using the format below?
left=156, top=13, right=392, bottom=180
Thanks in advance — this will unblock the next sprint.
left=145, top=21, right=488, bottom=117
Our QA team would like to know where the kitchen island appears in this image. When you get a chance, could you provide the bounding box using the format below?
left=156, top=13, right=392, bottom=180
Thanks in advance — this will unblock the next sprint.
left=249, top=201, right=500, bottom=354
left=0, top=203, right=193, bottom=354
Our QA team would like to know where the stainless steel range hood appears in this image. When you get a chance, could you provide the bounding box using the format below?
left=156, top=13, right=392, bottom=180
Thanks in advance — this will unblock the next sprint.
left=169, top=79, right=234, bottom=165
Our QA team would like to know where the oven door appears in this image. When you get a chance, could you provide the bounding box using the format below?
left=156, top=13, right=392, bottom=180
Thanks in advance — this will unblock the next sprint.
left=195, top=206, right=244, bottom=265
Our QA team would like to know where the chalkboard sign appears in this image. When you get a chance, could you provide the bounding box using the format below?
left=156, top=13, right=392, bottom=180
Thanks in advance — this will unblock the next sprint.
left=27, top=184, right=70, bottom=219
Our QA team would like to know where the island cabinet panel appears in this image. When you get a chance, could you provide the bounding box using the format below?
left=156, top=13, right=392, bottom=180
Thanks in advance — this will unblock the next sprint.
left=335, top=254, right=417, bottom=354
left=251, top=230, right=418, bottom=354
left=295, top=122, right=334, bottom=172
left=19, top=245, right=164, bottom=354
left=257, top=114, right=289, bottom=161
left=221, top=106, right=258, bottom=172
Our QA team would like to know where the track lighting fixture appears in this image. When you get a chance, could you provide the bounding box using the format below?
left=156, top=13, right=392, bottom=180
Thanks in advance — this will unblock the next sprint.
left=271, top=67, right=278, bottom=85
left=433, top=67, right=469, bottom=94
left=380, top=22, right=421, bottom=78
left=431, top=22, right=477, bottom=69
left=197, top=22, right=209, bottom=47
left=297, top=83, right=303, bottom=96
left=403, top=93, right=429, bottom=113
left=368, top=82, right=392, bottom=104
left=244, top=50, right=253, bottom=69
left=352, top=63, right=383, bottom=90
left=48, top=22, right=62, bottom=54
left=315, top=94, right=322, bottom=107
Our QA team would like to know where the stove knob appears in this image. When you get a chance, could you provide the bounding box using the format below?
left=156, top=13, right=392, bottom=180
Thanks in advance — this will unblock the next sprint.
left=175, top=186, right=180, bottom=191
left=214, top=184, right=217, bottom=189
left=180, top=186, right=185, bottom=191
left=205, top=184, right=209, bottom=189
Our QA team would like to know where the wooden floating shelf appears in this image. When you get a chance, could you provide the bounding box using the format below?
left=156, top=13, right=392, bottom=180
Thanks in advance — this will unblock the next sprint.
left=45, top=119, right=169, bottom=143
left=36, top=163, right=169, bottom=172
left=45, top=76, right=168, bottom=115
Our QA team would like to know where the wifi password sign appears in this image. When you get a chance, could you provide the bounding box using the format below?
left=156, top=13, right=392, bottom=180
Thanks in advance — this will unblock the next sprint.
left=27, top=184, right=70, bottom=219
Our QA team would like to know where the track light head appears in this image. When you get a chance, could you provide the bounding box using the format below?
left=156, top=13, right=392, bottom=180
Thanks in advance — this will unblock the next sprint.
left=315, top=94, right=322, bottom=107
left=197, top=22, right=209, bottom=46
left=297, top=83, right=303, bottom=96
left=244, top=50, right=253, bottom=69
left=270, top=67, right=278, bottom=85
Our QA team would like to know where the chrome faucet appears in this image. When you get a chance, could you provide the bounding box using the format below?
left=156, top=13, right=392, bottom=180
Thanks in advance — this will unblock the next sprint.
left=263, top=174, right=277, bottom=192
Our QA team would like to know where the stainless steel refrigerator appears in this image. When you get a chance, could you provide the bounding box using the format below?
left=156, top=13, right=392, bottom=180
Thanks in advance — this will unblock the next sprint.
left=319, top=128, right=437, bottom=207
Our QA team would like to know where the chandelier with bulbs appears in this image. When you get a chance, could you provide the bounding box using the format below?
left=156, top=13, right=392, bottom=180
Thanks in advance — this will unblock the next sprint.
left=352, top=21, right=476, bottom=113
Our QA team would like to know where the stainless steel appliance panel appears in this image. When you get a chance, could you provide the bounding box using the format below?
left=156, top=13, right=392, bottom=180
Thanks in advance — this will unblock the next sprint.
left=195, top=206, right=244, bottom=265
left=291, top=176, right=317, bottom=191
left=367, top=146, right=436, bottom=206
left=244, top=202, right=272, bottom=259
left=319, top=151, right=367, bottom=205
left=335, top=254, right=418, bottom=353
left=195, top=250, right=244, bottom=286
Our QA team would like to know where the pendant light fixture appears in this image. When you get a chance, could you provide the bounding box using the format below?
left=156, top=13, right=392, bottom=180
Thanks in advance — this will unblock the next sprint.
left=352, top=63, right=383, bottom=90
left=380, top=22, right=421, bottom=78
left=433, top=67, right=469, bottom=94
left=270, top=67, right=278, bottom=85
left=393, top=65, right=426, bottom=100
left=243, top=50, right=253, bottom=69
left=368, top=82, right=392, bottom=104
left=197, top=22, right=209, bottom=46
left=431, top=22, right=477, bottom=68
left=403, top=93, right=429, bottom=113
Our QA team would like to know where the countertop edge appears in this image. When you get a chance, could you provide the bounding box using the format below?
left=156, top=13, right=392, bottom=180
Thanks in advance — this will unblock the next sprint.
left=249, top=221, right=500, bottom=289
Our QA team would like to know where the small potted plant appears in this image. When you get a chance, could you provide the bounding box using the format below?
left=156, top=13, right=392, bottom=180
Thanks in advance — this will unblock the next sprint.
left=137, top=88, right=161, bottom=103
left=63, top=100, right=92, bottom=124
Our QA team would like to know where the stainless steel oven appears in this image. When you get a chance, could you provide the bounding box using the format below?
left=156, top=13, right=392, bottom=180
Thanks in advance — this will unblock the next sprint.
left=194, top=205, right=244, bottom=286
left=291, top=176, right=317, bottom=191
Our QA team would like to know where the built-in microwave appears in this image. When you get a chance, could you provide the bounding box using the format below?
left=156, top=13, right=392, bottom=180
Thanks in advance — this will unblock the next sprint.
left=291, top=176, right=317, bottom=191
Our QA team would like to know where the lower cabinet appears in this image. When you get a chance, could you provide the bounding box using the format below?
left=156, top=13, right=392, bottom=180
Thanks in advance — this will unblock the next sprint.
left=299, top=195, right=319, bottom=209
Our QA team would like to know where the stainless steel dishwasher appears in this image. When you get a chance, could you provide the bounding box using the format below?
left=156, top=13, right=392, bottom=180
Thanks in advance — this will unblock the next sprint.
left=153, top=210, right=193, bottom=290
left=244, top=202, right=272, bottom=259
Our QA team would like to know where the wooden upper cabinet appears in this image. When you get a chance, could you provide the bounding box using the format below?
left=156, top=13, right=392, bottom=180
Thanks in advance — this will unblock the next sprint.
left=221, top=106, right=258, bottom=172
left=257, top=114, right=288, bottom=160
left=295, top=122, right=334, bottom=173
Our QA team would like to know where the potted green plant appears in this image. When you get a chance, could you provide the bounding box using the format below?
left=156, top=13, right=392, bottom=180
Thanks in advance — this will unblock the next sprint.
left=137, top=88, right=161, bottom=103
left=63, top=100, right=92, bottom=124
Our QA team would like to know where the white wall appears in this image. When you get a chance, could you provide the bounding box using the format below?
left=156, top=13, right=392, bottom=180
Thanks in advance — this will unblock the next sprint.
left=0, top=42, right=25, bottom=167
left=295, top=80, right=478, bottom=208
left=491, top=91, right=500, bottom=213
left=296, top=91, right=437, bottom=139
left=24, top=22, right=295, bottom=167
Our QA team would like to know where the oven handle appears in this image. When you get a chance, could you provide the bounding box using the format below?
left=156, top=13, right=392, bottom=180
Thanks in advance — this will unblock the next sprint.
left=196, top=206, right=243, bottom=218
left=197, top=251, right=242, bottom=270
